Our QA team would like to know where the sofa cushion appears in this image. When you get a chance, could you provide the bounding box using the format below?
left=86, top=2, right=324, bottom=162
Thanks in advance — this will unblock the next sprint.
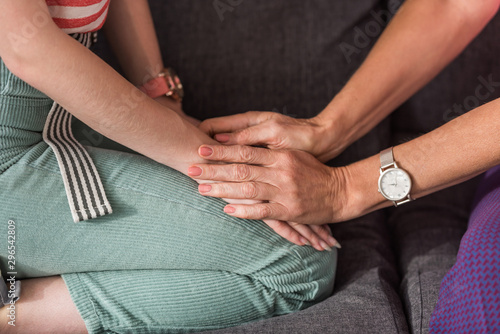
left=204, top=212, right=408, bottom=334
left=387, top=178, right=479, bottom=334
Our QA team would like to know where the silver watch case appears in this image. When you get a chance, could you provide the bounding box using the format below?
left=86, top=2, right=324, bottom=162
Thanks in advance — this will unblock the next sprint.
left=378, top=165, right=413, bottom=205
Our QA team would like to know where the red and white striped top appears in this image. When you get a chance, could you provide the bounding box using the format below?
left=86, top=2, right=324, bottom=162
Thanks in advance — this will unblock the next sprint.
left=46, top=0, right=110, bottom=34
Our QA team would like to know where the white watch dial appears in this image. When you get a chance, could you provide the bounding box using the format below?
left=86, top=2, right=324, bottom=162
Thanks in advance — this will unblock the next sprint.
left=379, top=168, right=412, bottom=201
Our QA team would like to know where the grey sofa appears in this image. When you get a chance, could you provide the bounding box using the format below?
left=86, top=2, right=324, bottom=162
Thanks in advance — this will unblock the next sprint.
left=81, top=0, right=500, bottom=333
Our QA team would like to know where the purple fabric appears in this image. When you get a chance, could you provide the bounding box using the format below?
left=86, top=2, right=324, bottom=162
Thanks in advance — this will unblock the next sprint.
left=429, top=166, right=500, bottom=333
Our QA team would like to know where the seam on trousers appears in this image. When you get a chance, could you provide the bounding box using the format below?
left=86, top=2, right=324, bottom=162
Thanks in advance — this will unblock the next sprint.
left=290, top=247, right=315, bottom=309
left=68, top=270, right=292, bottom=333
left=62, top=273, right=105, bottom=334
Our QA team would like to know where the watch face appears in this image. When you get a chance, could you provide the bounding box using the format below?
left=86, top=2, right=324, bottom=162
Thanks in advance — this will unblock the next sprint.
left=378, top=168, right=412, bottom=201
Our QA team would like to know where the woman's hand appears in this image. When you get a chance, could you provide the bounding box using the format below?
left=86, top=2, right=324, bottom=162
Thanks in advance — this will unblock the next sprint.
left=187, top=144, right=352, bottom=225
left=199, top=111, right=344, bottom=162
left=262, top=220, right=340, bottom=251
left=192, top=165, right=338, bottom=251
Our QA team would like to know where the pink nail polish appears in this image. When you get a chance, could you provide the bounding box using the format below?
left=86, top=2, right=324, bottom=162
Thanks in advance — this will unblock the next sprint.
left=215, top=134, right=230, bottom=143
left=187, top=166, right=203, bottom=176
left=224, top=206, right=236, bottom=214
left=199, top=146, right=213, bottom=157
left=300, top=237, right=311, bottom=246
left=328, top=236, right=342, bottom=249
left=319, top=241, right=332, bottom=252
left=199, top=184, right=212, bottom=193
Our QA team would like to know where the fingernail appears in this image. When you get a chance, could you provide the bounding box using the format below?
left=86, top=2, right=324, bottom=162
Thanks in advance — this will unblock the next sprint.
left=199, top=184, right=212, bottom=193
left=224, top=206, right=236, bottom=214
left=328, top=236, right=342, bottom=249
left=215, top=134, right=230, bottom=143
left=319, top=240, right=332, bottom=252
left=199, top=146, right=213, bottom=157
left=188, top=166, right=202, bottom=176
left=300, top=237, right=311, bottom=246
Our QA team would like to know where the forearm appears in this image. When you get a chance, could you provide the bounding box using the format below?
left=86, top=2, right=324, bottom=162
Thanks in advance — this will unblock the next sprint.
left=344, top=99, right=500, bottom=219
left=102, top=0, right=193, bottom=121
left=0, top=0, right=215, bottom=174
left=315, top=0, right=500, bottom=156
left=103, top=0, right=163, bottom=86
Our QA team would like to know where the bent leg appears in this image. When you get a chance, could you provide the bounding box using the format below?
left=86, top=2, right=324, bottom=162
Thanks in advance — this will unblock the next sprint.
left=0, top=276, right=86, bottom=334
left=62, top=268, right=334, bottom=333
left=0, top=144, right=335, bottom=332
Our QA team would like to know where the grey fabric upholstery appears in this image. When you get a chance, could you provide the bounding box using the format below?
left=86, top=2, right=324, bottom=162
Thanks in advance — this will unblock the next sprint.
left=204, top=212, right=409, bottom=334
left=80, top=0, right=500, bottom=333
left=387, top=178, right=479, bottom=334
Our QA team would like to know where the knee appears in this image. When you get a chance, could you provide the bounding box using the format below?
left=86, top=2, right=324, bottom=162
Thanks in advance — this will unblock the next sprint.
left=248, top=245, right=337, bottom=314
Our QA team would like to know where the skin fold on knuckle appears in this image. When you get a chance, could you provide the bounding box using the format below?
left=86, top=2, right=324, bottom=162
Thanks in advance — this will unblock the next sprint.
left=256, top=205, right=272, bottom=220
left=235, top=128, right=250, bottom=144
left=241, top=182, right=259, bottom=199
left=200, top=165, right=215, bottom=180
left=234, top=163, right=252, bottom=181
left=238, top=145, right=255, bottom=163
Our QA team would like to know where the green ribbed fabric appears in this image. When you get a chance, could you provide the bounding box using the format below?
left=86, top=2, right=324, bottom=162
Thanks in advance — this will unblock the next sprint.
left=0, top=59, right=53, bottom=172
left=0, top=59, right=336, bottom=333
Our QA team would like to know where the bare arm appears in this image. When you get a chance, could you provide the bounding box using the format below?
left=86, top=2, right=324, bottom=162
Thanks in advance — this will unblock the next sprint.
left=315, top=0, right=500, bottom=158
left=102, top=0, right=163, bottom=86
left=102, top=0, right=199, bottom=123
left=0, top=0, right=213, bottom=175
left=346, top=98, right=500, bottom=218
left=200, top=0, right=500, bottom=162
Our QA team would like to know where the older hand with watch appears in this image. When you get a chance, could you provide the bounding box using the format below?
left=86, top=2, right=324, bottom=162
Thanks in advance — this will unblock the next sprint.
left=187, top=144, right=413, bottom=228
left=189, top=97, right=500, bottom=231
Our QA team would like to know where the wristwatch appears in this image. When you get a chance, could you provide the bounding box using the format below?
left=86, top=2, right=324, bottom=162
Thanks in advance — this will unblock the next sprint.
left=378, top=147, right=413, bottom=206
left=139, top=68, right=184, bottom=102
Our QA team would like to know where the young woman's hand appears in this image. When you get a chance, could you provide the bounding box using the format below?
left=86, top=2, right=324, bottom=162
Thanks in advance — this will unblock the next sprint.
left=199, top=111, right=344, bottom=162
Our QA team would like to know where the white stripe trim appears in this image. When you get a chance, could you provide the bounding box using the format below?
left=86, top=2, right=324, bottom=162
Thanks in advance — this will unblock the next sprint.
left=60, top=8, right=108, bottom=34
left=43, top=104, right=82, bottom=222
left=52, top=106, right=89, bottom=221
left=48, top=1, right=108, bottom=20
left=60, top=111, right=99, bottom=219
left=61, top=109, right=111, bottom=218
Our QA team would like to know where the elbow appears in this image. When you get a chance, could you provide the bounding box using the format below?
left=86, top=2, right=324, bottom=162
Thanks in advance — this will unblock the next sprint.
left=456, top=0, right=500, bottom=27
left=1, top=50, right=27, bottom=82
left=0, top=29, right=32, bottom=82
left=0, top=0, right=54, bottom=82
left=477, top=0, right=500, bottom=24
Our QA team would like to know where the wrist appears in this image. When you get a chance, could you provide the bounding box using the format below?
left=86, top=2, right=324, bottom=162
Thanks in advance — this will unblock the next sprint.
left=311, top=110, right=349, bottom=162
left=154, top=96, right=184, bottom=115
left=312, top=88, right=362, bottom=161
left=313, top=87, right=376, bottom=161
left=341, top=154, right=390, bottom=221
